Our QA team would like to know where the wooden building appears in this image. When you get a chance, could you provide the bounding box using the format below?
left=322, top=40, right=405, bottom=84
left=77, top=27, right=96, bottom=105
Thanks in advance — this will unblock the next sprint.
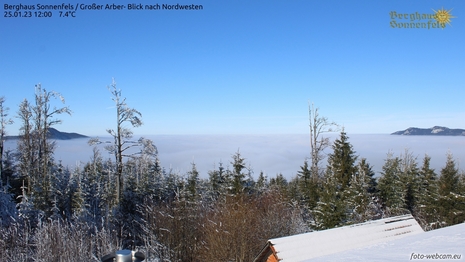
left=253, top=214, right=424, bottom=262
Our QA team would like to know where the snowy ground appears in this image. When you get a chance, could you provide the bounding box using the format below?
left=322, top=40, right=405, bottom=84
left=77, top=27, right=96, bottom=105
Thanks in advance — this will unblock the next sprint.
left=309, top=222, right=465, bottom=261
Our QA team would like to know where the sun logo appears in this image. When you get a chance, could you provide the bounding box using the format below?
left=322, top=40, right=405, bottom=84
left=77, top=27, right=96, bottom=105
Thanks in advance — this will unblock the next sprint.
left=432, top=7, right=455, bottom=28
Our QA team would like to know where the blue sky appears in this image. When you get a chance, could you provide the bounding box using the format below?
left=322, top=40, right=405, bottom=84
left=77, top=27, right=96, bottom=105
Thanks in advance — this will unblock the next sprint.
left=1, top=0, right=464, bottom=136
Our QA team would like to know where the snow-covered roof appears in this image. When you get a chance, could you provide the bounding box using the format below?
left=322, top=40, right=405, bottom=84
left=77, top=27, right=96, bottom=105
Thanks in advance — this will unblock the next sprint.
left=309, top=221, right=465, bottom=262
left=254, top=214, right=424, bottom=262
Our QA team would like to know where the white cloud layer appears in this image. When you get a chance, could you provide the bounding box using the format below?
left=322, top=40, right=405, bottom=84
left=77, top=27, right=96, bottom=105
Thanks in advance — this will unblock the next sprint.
left=5, top=134, right=465, bottom=179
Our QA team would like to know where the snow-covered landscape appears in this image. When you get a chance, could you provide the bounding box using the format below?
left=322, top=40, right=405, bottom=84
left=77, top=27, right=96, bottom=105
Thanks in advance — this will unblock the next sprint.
left=1, top=0, right=464, bottom=261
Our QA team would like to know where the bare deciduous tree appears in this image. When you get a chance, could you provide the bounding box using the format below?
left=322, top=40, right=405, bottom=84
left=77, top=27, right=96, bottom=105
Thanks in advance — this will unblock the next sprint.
left=308, top=102, right=338, bottom=181
left=17, top=99, right=34, bottom=193
left=199, top=193, right=307, bottom=262
left=33, top=84, right=71, bottom=186
left=89, top=78, right=153, bottom=206
left=16, top=85, right=71, bottom=199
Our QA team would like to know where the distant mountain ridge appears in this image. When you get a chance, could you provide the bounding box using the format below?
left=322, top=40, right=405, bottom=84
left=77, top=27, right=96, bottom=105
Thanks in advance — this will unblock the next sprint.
left=6, top=128, right=88, bottom=140
left=391, top=126, right=465, bottom=136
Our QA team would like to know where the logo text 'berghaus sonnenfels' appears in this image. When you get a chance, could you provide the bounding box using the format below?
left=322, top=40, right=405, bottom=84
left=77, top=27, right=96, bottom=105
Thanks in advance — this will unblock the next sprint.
left=390, top=8, right=455, bottom=29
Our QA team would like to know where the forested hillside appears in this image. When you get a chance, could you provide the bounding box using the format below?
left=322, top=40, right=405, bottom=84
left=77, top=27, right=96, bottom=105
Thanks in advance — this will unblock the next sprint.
left=1, top=85, right=464, bottom=261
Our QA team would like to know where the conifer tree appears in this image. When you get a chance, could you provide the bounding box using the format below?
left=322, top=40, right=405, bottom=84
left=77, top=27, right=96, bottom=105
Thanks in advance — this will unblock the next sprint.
left=269, top=173, right=288, bottom=193
left=254, top=171, right=268, bottom=194
left=70, top=170, right=85, bottom=217
left=399, top=150, right=420, bottom=213
left=127, top=137, right=159, bottom=199
left=312, top=131, right=358, bottom=229
left=230, top=151, right=246, bottom=194
left=208, top=161, right=226, bottom=199
left=81, top=147, right=103, bottom=221
left=415, top=155, right=440, bottom=230
left=162, top=169, right=183, bottom=202
left=326, top=130, right=357, bottom=192
left=312, top=170, right=346, bottom=230
left=438, top=153, right=459, bottom=196
left=297, top=160, right=318, bottom=209
left=16, top=180, right=42, bottom=228
left=186, top=162, right=200, bottom=201
left=377, top=154, right=407, bottom=216
left=344, top=158, right=380, bottom=223
left=0, top=185, right=16, bottom=226
left=120, top=161, right=142, bottom=214
left=0, top=96, right=13, bottom=185
left=358, top=158, right=377, bottom=194
left=49, top=162, right=73, bottom=219
left=286, top=177, right=300, bottom=201
left=1, top=150, right=19, bottom=199
left=437, top=153, right=465, bottom=226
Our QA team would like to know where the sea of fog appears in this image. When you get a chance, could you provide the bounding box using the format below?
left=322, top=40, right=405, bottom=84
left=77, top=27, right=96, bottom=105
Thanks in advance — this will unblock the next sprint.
left=4, top=134, right=465, bottom=179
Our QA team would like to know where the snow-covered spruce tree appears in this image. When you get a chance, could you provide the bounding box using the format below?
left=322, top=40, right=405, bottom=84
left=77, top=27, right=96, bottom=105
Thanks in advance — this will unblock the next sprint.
left=326, top=130, right=358, bottom=192
left=69, top=167, right=85, bottom=218
left=3, top=149, right=22, bottom=203
left=0, top=185, right=17, bottom=226
left=0, top=96, right=14, bottom=185
left=48, top=161, right=74, bottom=220
left=186, top=162, right=200, bottom=202
left=269, top=173, right=288, bottom=195
left=121, top=146, right=159, bottom=209
left=80, top=147, right=108, bottom=222
left=358, top=158, right=377, bottom=194
left=1, top=150, right=19, bottom=200
left=399, top=150, right=420, bottom=214
left=312, top=169, right=346, bottom=230
left=113, top=138, right=159, bottom=249
left=437, top=153, right=465, bottom=226
left=120, top=137, right=160, bottom=212
left=146, top=159, right=165, bottom=203
left=414, top=155, right=440, bottom=230
left=377, top=154, right=408, bottom=216
left=118, top=160, right=144, bottom=249
left=89, top=78, right=156, bottom=206
left=227, top=150, right=253, bottom=195
left=438, top=153, right=460, bottom=196
left=134, top=138, right=161, bottom=198
left=313, top=130, right=358, bottom=229
left=297, top=160, right=319, bottom=209
left=159, top=168, right=183, bottom=203
left=344, top=158, right=380, bottom=223
left=207, top=161, right=227, bottom=200
left=17, top=180, right=43, bottom=229
left=286, top=176, right=300, bottom=202
left=254, top=171, right=268, bottom=194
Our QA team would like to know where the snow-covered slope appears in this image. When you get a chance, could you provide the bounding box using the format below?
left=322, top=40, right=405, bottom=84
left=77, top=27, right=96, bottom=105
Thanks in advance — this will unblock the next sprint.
left=309, top=222, right=465, bottom=261
left=391, top=126, right=465, bottom=136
